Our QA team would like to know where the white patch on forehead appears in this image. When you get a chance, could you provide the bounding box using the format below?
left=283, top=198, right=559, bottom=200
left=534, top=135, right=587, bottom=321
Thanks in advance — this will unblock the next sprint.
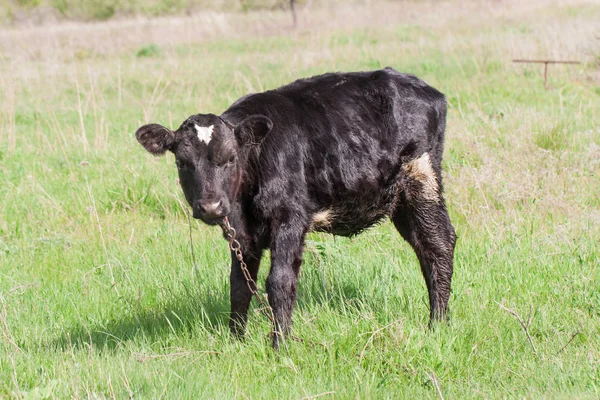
left=194, top=124, right=214, bottom=144
left=402, top=152, right=440, bottom=202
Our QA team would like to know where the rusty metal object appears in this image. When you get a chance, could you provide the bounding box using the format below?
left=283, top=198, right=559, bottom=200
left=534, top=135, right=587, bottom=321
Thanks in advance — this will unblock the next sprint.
left=512, top=59, right=581, bottom=89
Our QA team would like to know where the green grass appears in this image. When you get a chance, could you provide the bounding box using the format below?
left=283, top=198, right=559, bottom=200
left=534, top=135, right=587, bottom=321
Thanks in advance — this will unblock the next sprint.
left=1, top=1, right=600, bottom=398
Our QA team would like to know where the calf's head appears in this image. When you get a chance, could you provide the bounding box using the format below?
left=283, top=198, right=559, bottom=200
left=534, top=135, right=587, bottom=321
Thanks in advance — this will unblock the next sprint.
left=136, top=113, right=272, bottom=225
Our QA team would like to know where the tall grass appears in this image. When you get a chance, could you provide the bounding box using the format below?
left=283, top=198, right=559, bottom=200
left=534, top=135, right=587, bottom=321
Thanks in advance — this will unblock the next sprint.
left=0, top=0, right=599, bottom=398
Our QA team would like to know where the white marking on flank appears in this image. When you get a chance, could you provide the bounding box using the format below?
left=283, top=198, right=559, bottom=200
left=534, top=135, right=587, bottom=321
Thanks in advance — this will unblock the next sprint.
left=403, top=152, right=440, bottom=202
left=195, top=124, right=214, bottom=144
left=310, top=209, right=333, bottom=230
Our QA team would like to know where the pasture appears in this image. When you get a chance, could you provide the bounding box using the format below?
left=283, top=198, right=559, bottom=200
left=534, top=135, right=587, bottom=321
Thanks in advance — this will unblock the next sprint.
left=1, top=0, right=599, bottom=398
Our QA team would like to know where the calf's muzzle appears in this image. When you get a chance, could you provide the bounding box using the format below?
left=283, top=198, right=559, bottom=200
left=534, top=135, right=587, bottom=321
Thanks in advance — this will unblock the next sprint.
left=193, top=199, right=229, bottom=221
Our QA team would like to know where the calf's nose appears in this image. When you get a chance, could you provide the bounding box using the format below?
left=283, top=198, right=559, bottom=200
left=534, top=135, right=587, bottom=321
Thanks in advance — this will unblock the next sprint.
left=198, top=200, right=223, bottom=218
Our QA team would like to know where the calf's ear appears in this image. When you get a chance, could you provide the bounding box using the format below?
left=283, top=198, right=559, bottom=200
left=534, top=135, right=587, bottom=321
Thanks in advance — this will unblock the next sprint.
left=235, top=115, right=273, bottom=146
left=135, top=124, right=175, bottom=155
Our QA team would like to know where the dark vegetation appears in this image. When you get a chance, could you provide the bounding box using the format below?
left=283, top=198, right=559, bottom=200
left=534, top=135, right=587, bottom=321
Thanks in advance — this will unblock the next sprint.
left=1, top=0, right=302, bottom=24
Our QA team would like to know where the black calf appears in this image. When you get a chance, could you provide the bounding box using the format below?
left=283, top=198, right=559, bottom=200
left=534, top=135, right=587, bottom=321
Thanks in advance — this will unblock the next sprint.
left=136, top=68, right=456, bottom=347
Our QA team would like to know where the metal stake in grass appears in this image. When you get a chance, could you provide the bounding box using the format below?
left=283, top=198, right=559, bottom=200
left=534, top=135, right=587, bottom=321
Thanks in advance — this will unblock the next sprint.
left=512, top=59, right=580, bottom=89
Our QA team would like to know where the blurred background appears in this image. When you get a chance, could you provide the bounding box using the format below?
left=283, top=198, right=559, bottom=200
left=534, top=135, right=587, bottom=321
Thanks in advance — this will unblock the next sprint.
left=4, top=0, right=305, bottom=23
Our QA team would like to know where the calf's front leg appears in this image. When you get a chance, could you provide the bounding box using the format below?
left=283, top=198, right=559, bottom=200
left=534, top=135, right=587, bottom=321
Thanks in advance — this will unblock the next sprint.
left=266, top=223, right=306, bottom=349
left=229, top=248, right=262, bottom=337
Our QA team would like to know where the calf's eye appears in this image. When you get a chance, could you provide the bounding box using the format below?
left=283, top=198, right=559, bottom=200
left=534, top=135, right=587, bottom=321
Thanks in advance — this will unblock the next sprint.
left=228, top=155, right=236, bottom=164
left=176, top=160, right=188, bottom=170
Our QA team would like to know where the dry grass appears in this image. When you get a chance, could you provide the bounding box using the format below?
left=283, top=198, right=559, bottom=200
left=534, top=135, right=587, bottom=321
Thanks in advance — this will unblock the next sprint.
left=0, top=0, right=597, bottom=62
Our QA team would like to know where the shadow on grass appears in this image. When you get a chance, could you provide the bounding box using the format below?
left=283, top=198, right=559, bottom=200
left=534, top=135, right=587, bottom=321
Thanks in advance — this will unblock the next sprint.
left=51, top=266, right=388, bottom=352
left=53, top=283, right=230, bottom=351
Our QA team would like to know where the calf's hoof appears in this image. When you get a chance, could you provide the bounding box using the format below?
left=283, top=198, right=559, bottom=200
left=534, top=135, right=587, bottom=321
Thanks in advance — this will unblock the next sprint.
left=428, top=309, right=450, bottom=330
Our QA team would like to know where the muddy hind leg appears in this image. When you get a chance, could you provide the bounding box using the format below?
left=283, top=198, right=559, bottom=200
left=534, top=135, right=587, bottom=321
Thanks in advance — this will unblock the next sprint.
left=392, top=154, right=456, bottom=323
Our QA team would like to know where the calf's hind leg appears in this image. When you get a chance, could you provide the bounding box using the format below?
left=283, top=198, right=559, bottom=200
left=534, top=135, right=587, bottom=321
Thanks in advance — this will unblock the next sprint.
left=391, top=155, right=456, bottom=323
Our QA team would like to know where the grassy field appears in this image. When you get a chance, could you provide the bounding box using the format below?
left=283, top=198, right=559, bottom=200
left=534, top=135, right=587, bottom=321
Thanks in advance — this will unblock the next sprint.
left=1, top=0, right=599, bottom=398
